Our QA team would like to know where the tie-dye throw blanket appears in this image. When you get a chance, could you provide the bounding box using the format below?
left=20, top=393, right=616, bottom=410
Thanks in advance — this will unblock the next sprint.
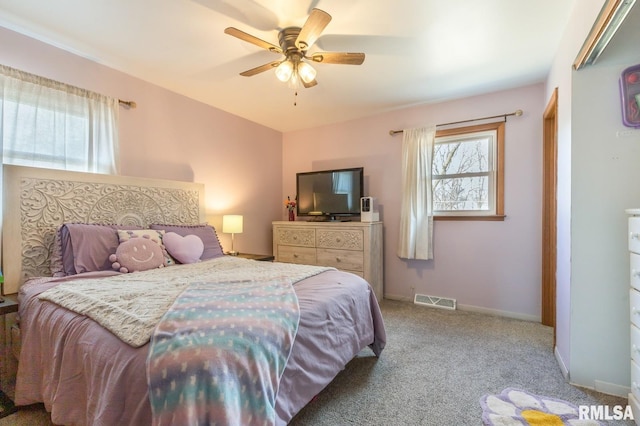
left=147, top=278, right=300, bottom=426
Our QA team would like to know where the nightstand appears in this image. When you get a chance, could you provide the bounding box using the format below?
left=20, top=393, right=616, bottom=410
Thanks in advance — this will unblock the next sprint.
left=235, top=253, right=275, bottom=262
left=0, top=295, right=18, bottom=417
left=0, top=296, right=18, bottom=316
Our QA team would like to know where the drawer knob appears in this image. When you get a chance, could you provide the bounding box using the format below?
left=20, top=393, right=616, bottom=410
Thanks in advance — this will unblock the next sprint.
left=634, top=381, right=640, bottom=391
left=632, top=232, right=640, bottom=240
left=293, top=254, right=298, bottom=258
left=633, top=269, right=640, bottom=278
left=336, top=238, right=341, bottom=243
left=633, top=307, right=640, bottom=315
left=634, top=344, right=640, bottom=354
left=336, top=257, right=341, bottom=262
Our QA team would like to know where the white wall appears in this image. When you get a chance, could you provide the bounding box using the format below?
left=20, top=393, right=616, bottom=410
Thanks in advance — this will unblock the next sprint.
left=547, top=0, right=640, bottom=395
left=571, top=4, right=640, bottom=394
left=283, top=83, right=544, bottom=320
left=545, top=0, right=606, bottom=383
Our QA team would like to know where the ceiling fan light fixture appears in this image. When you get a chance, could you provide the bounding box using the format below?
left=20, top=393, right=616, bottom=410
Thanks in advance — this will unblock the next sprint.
left=298, top=61, right=316, bottom=84
left=275, top=60, right=293, bottom=82
left=225, top=8, right=364, bottom=91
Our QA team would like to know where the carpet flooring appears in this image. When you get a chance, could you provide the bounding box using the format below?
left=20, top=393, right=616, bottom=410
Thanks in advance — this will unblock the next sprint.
left=0, top=299, right=633, bottom=425
left=289, top=300, right=631, bottom=425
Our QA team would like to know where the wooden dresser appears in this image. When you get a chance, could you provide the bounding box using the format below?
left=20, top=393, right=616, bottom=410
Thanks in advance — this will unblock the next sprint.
left=628, top=209, right=640, bottom=424
left=272, top=221, right=383, bottom=300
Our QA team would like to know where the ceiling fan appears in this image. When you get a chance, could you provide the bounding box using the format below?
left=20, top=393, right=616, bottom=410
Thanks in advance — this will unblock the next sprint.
left=224, top=8, right=365, bottom=89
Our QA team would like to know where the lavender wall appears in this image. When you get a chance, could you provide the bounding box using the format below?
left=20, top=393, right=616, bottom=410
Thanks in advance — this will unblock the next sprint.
left=0, top=26, right=283, bottom=256
left=1, top=24, right=547, bottom=320
left=283, top=84, right=545, bottom=319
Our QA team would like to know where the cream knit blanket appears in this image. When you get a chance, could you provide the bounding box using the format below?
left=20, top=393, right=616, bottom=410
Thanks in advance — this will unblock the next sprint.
left=39, top=257, right=333, bottom=347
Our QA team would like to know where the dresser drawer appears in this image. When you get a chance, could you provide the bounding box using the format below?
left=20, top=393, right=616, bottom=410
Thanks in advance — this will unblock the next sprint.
left=631, top=217, right=640, bottom=254
left=317, top=248, right=364, bottom=271
left=632, top=253, right=640, bottom=291
left=273, top=221, right=384, bottom=301
left=632, top=289, right=640, bottom=328
left=633, top=359, right=640, bottom=401
left=316, top=228, right=363, bottom=250
left=277, top=245, right=316, bottom=265
left=276, top=228, right=316, bottom=247
left=633, top=324, right=640, bottom=362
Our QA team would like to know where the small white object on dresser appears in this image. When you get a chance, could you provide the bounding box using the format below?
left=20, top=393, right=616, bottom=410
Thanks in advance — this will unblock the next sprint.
left=272, top=221, right=384, bottom=300
left=628, top=208, right=640, bottom=425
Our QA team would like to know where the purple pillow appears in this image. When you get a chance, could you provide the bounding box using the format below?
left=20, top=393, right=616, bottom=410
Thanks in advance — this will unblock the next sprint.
left=163, top=232, right=204, bottom=264
left=109, top=238, right=166, bottom=273
left=149, top=224, right=224, bottom=260
left=63, top=224, right=120, bottom=275
left=58, top=223, right=141, bottom=275
left=50, top=225, right=66, bottom=277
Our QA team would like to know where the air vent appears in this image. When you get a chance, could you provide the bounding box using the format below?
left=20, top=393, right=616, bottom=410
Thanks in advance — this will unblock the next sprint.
left=413, top=293, right=456, bottom=310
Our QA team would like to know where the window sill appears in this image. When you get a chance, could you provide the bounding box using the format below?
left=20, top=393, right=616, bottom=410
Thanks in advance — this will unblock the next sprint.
left=434, top=215, right=506, bottom=222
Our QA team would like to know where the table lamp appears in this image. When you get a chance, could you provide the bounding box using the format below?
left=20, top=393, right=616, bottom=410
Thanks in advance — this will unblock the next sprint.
left=222, top=215, right=243, bottom=255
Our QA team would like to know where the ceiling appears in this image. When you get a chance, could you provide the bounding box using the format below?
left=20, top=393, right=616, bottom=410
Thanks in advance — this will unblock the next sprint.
left=0, top=0, right=577, bottom=132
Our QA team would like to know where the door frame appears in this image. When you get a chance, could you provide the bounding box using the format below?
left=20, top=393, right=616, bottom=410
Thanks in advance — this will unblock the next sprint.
left=541, top=88, right=558, bottom=332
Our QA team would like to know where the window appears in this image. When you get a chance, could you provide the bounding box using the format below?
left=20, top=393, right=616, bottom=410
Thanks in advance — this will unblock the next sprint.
left=0, top=64, right=119, bottom=174
left=432, top=121, right=504, bottom=220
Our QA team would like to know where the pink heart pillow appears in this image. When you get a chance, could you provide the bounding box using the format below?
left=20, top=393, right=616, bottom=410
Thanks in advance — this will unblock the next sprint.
left=163, top=232, right=204, bottom=264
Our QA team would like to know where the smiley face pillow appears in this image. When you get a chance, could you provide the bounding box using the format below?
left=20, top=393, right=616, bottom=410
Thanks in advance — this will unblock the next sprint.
left=109, top=236, right=166, bottom=273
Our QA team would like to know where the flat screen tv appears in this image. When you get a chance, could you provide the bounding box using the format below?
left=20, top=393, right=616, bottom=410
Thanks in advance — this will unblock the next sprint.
left=296, top=167, right=363, bottom=220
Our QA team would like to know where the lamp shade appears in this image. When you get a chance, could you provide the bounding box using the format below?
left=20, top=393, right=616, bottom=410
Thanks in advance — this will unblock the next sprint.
left=222, top=215, right=243, bottom=234
left=275, top=61, right=293, bottom=82
left=297, top=61, right=316, bottom=83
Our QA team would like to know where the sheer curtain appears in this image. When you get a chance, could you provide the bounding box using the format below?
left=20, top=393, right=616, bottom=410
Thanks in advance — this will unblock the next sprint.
left=0, top=64, right=119, bottom=174
left=397, top=125, right=436, bottom=260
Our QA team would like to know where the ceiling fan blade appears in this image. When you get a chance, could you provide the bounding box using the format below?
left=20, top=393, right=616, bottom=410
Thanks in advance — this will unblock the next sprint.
left=309, top=52, right=365, bottom=65
left=303, top=78, right=318, bottom=88
left=295, top=8, right=331, bottom=50
left=224, top=27, right=283, bottom=54
left=239, top=60, right=282, bottom=77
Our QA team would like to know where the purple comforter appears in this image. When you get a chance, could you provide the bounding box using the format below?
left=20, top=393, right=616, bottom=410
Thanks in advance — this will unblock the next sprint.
left=15, top=269, right=386, bottom=425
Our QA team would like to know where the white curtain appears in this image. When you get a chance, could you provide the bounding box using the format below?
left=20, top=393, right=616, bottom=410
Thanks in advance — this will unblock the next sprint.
left=397, top=125, right=436, bottom=260
left=0, top=64, right=119, bottom=174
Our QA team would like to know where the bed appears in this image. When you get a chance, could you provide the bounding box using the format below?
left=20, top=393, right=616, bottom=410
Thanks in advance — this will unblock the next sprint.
left=2, top=165, right=386, bottom=425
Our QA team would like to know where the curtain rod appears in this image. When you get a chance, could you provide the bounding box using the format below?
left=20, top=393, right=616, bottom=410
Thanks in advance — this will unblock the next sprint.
left=388, top=109, right=523, bottom=136
left=118, top=99, right=137, bottom=109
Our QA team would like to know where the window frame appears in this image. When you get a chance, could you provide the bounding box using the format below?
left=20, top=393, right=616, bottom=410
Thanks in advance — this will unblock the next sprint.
left=432, top=121, right=505, bottom=221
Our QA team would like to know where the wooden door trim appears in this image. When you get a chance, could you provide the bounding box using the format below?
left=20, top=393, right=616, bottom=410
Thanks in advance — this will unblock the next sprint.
left=542, top=88, right=558, bottom=329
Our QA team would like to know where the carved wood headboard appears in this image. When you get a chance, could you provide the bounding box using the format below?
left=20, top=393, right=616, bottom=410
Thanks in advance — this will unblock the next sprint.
left=2, top=165, right=205, bottom=294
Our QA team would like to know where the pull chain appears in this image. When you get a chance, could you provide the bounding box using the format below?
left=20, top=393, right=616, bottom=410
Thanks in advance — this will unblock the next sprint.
left=294, top=90, right=298, bottom=106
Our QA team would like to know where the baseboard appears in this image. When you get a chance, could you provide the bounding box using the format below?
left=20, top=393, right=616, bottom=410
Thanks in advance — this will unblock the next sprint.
left=456, top=303, right=540, bottom=322
left=568, top=380, right=630, bottom=399
left=553, top=345, right=628, bottom=398
left=383, top=293, right=413, bottom=303
left=593, top=379, right=630, bottom=398
left=383, top=295, right=541, bottom=322
left=555, top=346, right=570, bottom=381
